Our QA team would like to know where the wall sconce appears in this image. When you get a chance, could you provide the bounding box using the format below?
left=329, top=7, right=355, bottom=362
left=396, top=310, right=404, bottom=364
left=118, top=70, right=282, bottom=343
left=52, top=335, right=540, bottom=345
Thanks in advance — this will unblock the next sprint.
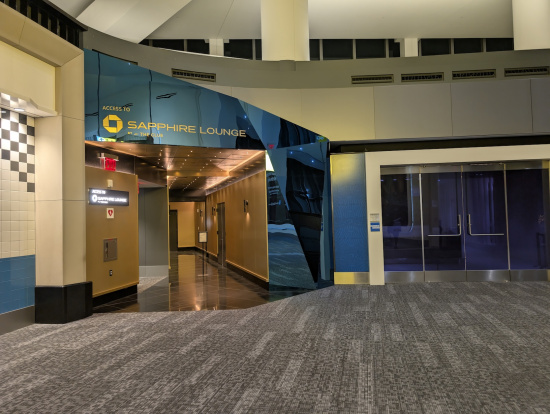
left=212, top=206, right=216, bottom=215
left=243, top=200, right=249, bottom=213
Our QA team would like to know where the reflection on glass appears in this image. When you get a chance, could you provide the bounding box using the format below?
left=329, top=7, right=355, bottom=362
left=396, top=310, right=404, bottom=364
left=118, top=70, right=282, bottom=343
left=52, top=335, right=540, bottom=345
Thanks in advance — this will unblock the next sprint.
left=507, top=168, right=550, bottom=269
left=422, top=172, right=465, bottom=271
left=464, top=170, right=508, bottom=270
left=382, top=174, right=423, bottom=271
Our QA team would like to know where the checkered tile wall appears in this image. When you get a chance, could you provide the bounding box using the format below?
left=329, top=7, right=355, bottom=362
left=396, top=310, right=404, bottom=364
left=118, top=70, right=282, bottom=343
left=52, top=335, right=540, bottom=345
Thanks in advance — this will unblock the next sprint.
left=0, top=108, right=35, bottom=315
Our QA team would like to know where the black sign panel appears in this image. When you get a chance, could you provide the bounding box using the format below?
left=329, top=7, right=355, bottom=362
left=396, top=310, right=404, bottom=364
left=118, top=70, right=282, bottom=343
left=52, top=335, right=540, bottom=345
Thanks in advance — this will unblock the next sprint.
left=89, top=188, right=129, bottom=206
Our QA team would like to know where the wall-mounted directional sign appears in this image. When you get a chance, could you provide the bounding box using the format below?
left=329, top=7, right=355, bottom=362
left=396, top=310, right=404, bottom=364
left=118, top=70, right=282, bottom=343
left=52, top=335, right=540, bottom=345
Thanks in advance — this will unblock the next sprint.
left=89, top=188, right=129, bottom=206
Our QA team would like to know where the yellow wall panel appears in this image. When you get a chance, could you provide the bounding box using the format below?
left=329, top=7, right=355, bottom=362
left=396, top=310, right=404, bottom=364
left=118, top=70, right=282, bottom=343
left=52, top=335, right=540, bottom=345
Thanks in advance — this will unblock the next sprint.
left=85, top=167, right=139, bottom=297
left=205, top=172, right=268, bottom=280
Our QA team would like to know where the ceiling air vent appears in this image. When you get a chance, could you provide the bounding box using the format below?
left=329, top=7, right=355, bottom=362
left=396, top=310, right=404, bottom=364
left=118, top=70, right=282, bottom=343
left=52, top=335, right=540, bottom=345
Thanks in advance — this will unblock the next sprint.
left=401, top=72, right=444, bottom=83
left=351, top=74, right=394, bottom=85
left=504, top=66, right=550, bottom=77
left=172, top=69, right=216, bottom=82
left=452, top=69, right=496, bottom=80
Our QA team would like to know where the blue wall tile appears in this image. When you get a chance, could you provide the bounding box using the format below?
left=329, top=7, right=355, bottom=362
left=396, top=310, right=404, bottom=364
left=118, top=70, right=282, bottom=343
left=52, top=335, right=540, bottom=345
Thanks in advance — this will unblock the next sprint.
left=0, top=255, right=35, bottom=315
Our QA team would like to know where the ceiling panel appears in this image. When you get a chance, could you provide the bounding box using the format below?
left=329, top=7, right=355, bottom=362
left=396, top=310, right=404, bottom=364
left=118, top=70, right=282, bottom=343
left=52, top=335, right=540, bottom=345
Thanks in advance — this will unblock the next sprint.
left=77, top=0, right=193, bottom=43
left=53, top=0, right=513, bottom=41
left=87, top=142, right=264, bottom=195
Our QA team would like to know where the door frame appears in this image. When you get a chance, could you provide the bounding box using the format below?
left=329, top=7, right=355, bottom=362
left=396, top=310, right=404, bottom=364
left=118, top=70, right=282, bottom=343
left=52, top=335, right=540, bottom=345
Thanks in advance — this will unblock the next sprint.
left=365, top=144, right=550, bottom=285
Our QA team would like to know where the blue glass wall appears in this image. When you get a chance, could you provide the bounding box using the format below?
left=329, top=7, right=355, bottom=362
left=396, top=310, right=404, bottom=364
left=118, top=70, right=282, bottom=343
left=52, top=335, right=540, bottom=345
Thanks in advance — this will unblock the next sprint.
left=85, top=50, right=332, bottom=289
left=331, top=153, right=369, bottom=272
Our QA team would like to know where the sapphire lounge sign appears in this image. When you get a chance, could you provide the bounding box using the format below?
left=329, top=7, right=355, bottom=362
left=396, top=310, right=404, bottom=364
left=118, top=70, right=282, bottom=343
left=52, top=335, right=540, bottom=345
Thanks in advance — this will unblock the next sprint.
left=89, top=188, right=129, bottom=206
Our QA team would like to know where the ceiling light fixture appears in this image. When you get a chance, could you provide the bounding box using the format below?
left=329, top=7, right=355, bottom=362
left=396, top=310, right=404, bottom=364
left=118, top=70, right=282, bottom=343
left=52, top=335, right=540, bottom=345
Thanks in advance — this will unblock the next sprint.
left=14, top=108, right=24, bottom=112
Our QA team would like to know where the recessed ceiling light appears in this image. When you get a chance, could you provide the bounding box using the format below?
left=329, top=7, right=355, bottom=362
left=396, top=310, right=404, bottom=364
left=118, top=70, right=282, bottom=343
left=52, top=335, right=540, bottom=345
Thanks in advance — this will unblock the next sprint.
left=14, top=108, right=24, bottom=112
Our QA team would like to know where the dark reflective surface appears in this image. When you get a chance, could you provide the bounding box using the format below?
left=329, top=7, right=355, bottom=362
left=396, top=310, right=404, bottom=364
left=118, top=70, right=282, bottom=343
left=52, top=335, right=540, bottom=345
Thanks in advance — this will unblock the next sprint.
left=382, top=174, right=423, bottom=271
left=507, top=168, right=550, bottom=269
left=464, top=170, right=508, bottom=270
left=381, top=164, right=550, bottom=275
left=93, top=251, right=309, bottom=313
left=422, top=171, right=465, bottom=271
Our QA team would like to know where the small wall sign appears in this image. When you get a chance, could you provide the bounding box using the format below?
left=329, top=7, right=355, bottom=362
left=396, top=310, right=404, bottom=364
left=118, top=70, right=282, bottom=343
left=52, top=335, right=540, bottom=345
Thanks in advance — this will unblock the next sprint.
left=89, top=188, right=129, bottom=206
left=106, top=208, right=114, bottom=219
left=370, top=213, right=381, bottom=232
left=198, top=231, right=207, bottom=243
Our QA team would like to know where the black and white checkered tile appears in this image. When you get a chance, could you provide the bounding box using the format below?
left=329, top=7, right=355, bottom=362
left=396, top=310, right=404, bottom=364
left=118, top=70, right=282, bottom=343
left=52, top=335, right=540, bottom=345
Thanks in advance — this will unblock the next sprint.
left=0, top=109, right=35, bottom=193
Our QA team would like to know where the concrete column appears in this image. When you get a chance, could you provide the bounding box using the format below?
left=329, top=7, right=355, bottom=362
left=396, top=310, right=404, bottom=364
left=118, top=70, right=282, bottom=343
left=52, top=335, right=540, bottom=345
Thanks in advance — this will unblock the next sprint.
left=399, top=38, right=419, bottom=57
left=209, top=39, right=224, bottom=56
left=513, top=0, right=550, bottom=50
left=35, top=54, right=90, bottom=323
left=261, top=0, right=309, bottom=61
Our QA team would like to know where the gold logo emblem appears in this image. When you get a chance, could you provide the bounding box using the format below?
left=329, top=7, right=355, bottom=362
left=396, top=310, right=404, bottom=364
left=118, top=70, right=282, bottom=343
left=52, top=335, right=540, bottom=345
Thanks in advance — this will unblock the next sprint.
left=103, top=115, right=123, bottom=133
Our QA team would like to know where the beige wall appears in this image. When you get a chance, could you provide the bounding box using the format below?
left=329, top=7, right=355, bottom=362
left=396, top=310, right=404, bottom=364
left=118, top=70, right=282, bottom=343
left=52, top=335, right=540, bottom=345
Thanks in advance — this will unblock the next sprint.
left=0, top=40, right=55, bottom=113
left=86, top=167, right=139, bottom=297
left=169, top=202, right=197, bottom=248
left=205, top=172, right=268, bottom=280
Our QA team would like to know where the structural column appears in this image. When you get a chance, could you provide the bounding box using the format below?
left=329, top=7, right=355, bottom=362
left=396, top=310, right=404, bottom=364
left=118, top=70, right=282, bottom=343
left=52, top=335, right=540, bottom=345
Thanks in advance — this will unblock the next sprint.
left=261, top=0, right=309, bottom=61
left=209, top=39, right=224, bottom=56
left=512, top=0, right=550, bottom=50
left=35, top=54, right=90, bottom=323
left=402, top=38, right=419, bottom=57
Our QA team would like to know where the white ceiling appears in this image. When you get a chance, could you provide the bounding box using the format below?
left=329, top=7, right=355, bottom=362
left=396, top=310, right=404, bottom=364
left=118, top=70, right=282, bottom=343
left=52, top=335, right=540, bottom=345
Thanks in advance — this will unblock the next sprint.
left=49, top=0, right=513, bottom=43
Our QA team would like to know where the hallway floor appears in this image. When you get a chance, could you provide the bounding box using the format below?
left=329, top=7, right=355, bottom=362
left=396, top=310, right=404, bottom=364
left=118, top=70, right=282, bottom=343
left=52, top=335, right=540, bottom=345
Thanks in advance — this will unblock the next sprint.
left=93, top=251, right=309, bottom=313
left=2, top=282, right=550, bottom=413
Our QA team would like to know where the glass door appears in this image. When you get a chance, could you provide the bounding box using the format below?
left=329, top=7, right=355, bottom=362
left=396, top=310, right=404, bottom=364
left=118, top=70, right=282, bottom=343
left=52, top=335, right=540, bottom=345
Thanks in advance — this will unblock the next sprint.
left=421, top=167, right=466, bottom=282
left=382, top=162, right=550, bottom=283
left=463, top=166, right=509, bottom=281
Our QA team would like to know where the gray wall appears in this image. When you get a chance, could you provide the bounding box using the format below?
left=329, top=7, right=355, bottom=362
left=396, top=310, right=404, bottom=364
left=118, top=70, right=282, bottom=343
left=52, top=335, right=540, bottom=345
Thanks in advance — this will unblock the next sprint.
left=138, top=188, right=169, bottom=268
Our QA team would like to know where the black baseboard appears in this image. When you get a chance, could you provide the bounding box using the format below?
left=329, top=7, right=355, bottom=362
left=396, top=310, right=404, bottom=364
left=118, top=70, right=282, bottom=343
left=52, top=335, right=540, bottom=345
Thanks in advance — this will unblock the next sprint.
left=226, top=262, right=269, bottom=290
left=176, top=246, right=201, bottom=252
left=35, top=281, right=92, bottom=324
left=93, top=285, right=138, bottom=308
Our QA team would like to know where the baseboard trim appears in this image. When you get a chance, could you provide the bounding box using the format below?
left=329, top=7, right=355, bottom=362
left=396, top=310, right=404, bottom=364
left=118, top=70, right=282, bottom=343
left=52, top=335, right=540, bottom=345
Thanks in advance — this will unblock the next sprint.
left=35, top=281, right=93, bottom=324
left=93, top=285, right=138, bottom=308
left=0, top=306, right=35, bottom=335
left=226, top=261, right=269, bottom=290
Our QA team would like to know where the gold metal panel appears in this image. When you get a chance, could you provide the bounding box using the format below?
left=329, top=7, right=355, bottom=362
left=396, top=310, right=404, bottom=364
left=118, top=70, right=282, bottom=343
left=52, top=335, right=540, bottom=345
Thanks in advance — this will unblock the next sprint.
left=334, top=272, right=370, bottom=285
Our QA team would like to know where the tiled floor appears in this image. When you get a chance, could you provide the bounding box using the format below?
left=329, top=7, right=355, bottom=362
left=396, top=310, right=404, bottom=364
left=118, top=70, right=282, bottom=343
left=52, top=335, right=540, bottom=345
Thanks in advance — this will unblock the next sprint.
left=93, top=251, right=309, bottom=313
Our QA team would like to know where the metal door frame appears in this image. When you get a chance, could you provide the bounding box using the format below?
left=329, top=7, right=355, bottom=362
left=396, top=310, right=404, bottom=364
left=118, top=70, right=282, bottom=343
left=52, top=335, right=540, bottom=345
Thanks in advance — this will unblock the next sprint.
left=217, top=202, right=226, bottom=266
left=383, top=162, right=548, bottom=283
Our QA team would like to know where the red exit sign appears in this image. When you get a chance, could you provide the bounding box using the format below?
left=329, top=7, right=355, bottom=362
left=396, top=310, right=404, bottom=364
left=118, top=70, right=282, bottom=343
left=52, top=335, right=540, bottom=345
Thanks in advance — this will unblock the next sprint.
left=100, top=157, right=117, bottom=171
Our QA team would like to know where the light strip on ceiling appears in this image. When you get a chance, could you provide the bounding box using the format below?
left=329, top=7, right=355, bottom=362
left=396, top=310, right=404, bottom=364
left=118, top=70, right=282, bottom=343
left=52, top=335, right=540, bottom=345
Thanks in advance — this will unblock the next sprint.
left=204, top=150, right=265, bottom=190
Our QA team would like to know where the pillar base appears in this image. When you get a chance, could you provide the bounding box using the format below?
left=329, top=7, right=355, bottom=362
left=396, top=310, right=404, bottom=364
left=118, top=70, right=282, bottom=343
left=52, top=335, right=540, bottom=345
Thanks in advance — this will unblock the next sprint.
left=35, top=281, right=92, bottom=324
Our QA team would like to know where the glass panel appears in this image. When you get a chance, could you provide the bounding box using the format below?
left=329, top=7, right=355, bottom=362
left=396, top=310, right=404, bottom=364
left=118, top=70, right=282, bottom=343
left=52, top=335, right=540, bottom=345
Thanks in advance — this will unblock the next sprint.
left=422, top=172, right=465, bottom=271
left=464, top=170, right=508, bottom=270
left=421, top=39, right=450, bottom=56
left=506, top=168, right=550, bottom=269
left=453, top=38, right=483, bottom=54
left=382, top=173, right=423, bottom=271
left=486, top=38, right=514, bottom=52
left=322, top=39, right=353, bottom=60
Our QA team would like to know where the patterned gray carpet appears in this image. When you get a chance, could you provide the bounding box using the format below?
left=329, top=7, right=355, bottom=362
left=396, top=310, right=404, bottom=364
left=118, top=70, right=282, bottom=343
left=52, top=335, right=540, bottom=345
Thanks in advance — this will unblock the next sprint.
left=1, top=282, right=550, bottom=413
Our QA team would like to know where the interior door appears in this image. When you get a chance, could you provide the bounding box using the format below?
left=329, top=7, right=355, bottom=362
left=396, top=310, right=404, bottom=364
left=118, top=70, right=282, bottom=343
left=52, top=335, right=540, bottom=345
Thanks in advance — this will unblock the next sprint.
left=463, top=166, right=509, bottom=281
left=421, top=167, right=466, bottom=282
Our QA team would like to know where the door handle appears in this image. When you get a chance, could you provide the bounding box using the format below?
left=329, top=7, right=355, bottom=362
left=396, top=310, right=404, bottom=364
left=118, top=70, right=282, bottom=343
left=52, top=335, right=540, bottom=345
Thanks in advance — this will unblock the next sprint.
left=428, top=214, right=462, bottom=237
left=467, top=214, right=504, bottom=236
